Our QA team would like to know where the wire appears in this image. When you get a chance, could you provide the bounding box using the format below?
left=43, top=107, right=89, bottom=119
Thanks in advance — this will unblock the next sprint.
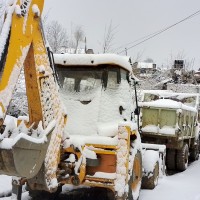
left=114, top=29, right=163, bottom=52
left=117, top=10, right=200, bottom=54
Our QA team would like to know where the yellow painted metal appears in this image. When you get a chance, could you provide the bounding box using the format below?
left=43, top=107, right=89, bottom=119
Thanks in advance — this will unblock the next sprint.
left=63, top=145, right=117, bottom=185
left=125, top=126, right=131, bottom=186
left=93, top=150, right=116, bottom=155
left=85, top=176, right=114, bottom=184
left=0, top=0, right=67, bottom=192
left=85, top=144, right=117, bottom=149
left=63, top=126, right=135, bottom=189
left=0, top=0, right=44, bottom=119
left=24, top=44, right=43, bottom=126
left=79, top=163, right=86, bottom=183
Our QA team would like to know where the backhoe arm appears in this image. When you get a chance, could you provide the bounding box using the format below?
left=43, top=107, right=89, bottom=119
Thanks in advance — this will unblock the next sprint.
left=0, top=0, right=66, bottom=192
left=0, top=0, right=44, bottom=124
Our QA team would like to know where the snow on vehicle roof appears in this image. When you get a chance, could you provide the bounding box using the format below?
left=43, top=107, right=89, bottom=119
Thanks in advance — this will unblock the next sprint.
left=142, top=90, right=199, bottom=105
left=139, top=99, right=197, bottom=112
left=53, top=53, right=132, bottom=72
left=142, top=90, right=173, bottom=95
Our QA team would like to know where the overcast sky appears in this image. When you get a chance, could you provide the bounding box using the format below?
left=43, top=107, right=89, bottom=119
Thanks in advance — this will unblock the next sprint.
left=43, top=0, right=200, bottom=69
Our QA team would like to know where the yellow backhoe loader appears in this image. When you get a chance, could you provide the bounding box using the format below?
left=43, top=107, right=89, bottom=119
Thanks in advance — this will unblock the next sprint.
left=0, top=0, right=162, bottom=199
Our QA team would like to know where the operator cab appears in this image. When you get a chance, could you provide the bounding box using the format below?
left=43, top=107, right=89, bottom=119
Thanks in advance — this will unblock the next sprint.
left=54, top=54, right=137, bottom=137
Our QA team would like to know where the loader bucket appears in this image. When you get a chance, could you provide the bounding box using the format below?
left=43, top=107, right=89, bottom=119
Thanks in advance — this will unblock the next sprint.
left=0, top=128, right=53, bottom=179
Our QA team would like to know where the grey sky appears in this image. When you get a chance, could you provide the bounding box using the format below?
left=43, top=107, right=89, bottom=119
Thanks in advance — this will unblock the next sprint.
left=43, top=0, right=200, bottom=69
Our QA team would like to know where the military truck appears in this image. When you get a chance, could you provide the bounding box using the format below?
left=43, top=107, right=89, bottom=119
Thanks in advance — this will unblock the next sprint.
left=139, top=90, right=199, bottom=171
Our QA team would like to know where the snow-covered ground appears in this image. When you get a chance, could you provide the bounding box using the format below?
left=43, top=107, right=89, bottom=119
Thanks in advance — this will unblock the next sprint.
left=140, top=159, right=200, bottom=200
left=0, top=159, right=200, bottom=200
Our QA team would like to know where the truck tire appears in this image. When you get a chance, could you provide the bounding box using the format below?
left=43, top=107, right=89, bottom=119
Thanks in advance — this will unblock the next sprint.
left=142, top=161, right=159, bottom=189
left=199, top=136, right=200, bottom=154
left=176, top=143, right=189, bottom=171
left=166, top=149, right=176, bottom=170
left=128, top=151, right=142, bottom=200
left=190, top=141, right=199, bottom=161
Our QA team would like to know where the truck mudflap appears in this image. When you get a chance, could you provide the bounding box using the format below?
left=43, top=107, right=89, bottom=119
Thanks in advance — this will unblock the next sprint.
left=0, top=121, right=55, bottom=179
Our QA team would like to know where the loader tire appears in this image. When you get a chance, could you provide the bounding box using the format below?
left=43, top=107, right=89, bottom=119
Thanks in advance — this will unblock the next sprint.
left=190, top=142, right=199, bottom=161
left=28, top=186, right=62, bottom=200
left=166, top=149, right=176, bottom=170
left=128, top=151, right=142, bottom=200
left=176, top=143, right=189, bottom=171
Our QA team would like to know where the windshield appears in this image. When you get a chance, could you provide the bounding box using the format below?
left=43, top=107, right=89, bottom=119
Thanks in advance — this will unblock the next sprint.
left=60, top=69, right=102, bottom=92
left=55, top=65, right=128, bottom=93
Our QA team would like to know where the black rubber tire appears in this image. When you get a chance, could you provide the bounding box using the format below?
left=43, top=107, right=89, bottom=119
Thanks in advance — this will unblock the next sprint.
left=142, top=161, right=159, bottom=190
left=176, top=143, right=189, bottom=171
left=128, top=151, right=142, bottom=200
left=190, top=142, right=199, bottom=161
left=28, top=186, right=62, bottom=200
left=166, top=149, right=176, bottom=170
left=199, top=136, right=200, bottom=154
left=199, top=142, right=200, bottom=154
left=59, top=187, right=114, bottom=200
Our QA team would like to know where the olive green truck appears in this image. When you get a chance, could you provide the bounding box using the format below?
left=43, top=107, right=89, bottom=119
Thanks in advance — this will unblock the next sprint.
left=139, top=90, right=200, bottom=172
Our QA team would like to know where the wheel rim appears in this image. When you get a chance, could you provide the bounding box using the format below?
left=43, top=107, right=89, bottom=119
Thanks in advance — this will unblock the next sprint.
left=132, top=155, right=142, bottom=191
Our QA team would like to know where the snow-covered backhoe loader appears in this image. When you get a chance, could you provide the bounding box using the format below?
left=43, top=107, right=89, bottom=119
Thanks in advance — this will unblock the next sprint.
left=52, top=53, right=143, bottom=200
left=53, top=52, right=166, bottom=198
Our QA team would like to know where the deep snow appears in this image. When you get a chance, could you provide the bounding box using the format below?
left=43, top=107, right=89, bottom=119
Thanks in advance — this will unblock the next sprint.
left=0, top=159, right=200, bottom=200
left=140, top=159, right=200, bottom=200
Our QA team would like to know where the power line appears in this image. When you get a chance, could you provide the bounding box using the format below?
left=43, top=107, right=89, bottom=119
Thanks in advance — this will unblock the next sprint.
left=113, top=29, right=163, bottom=52
left=117, top=9, right=200, bottom=54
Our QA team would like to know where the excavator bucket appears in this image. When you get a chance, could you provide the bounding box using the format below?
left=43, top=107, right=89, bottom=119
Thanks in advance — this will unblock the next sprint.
left=0, top=124, right=54, bottom=179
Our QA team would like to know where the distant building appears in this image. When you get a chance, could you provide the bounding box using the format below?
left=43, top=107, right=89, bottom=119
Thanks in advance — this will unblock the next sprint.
left=86, top=49, right=94, bottom=54
left=58, top=47, right=86, bottom=54
left=194, top=71, right=200, bottom=83
left=132, top=62, right=157, bottom=78
left=173, top=60, right=184, bottom=69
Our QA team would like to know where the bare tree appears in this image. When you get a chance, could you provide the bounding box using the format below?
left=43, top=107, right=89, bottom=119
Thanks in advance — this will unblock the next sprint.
left=144, top=57, right=154, bottom=63
left=131, top=50, right=144, bottom=63
left=73, top=26, right=84, bottom=54
left=45, top=20, right=68, bottom=53
left=102, top=21, right=118, bottom=53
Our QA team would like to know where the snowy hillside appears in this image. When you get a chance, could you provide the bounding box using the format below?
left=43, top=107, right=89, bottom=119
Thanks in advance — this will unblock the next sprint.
left=0, top=159, right=200, bottom=200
